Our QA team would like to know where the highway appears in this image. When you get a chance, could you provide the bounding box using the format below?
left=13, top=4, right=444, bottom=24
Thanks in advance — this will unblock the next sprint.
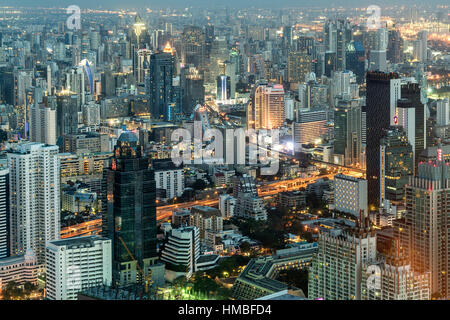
left=156, top=173, right=340, bottom=222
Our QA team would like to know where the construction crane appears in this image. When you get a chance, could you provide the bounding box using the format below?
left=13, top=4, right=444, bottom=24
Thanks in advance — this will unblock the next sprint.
left=118, top=236, right=153, bottom=295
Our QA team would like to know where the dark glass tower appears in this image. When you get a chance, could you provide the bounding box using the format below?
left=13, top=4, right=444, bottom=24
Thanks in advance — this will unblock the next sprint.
left=346, top=41, right=365, bottom=84
left=401, top=82, right=426, bottom=170
left=103, top=132, right=157, bottom=286
left=366, top=71, right=400, bottom=210
left=379, top=126, right=413, bottom=204
left=147, top=52, right=174, bottom=121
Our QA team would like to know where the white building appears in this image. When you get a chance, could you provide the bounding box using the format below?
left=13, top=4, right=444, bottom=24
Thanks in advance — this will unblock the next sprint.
left=235, top=193, right=267, bottom=221
left=436, top=98, right=449, bottom=126
left=160, top=226, right=200, bottom=278
left=82, top=102, right=100, bottom=126
left=219, top=194, right=236, bottom=219
left=153, top=160, right=184, bottom=200
left=30, top=104, right=57, bottom=145
left=334, top=174, right=368, bottom=216
left=0, top=168, right=8, bottom=259
left=45, top=236, right=112, bottom=300
left=7, top=142, right=60, bottom=264
left=0, top=248, right=40, bottom=290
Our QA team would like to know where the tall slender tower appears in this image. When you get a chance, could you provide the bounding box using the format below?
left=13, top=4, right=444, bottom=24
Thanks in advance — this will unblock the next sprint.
left=366, top=71, right=401, bottom=209
left=102, top=132, right=157, bottom=287
left=401, top=150, right=449, bottom=298
left=7, top=142, right=60, bottom=264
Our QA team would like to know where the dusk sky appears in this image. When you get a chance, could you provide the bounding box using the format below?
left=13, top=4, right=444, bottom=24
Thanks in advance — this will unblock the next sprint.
left=0, top=0, right=446, bottom=9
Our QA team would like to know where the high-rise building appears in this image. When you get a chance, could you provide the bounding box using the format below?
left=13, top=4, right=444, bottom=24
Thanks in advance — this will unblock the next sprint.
left=287, top=51, right=312, bottom=84
left=345, top=41, right=365, bottom=84
left=247, top=83, right=284, bottom=130
left=102, top=132, right=158, bottom=286
left=45, top=236, right=112, bottom=300
left=334, top=98, right=362, bottom=166
left=181, top=26, right=205, bottom=69
left=334, top=174, right=368, bottom=216
left=30, top=103, right=57, bottom=145
left=147, top=52, right=174, bottom=121
left=308, top=216, right=377, bottom=300
left=323, top=19, right=353, bottom=71
left=379, top=127, right=413, bottom=205
left=400, top=155, right=450, bottom=298
left=401, top=82, right=426, bottom=169
left=293, top=109, right=329, bottom=150
left=7, top=142, right=60, bottom=264
left=387, top=29, right=403, bottom=64
left=361, top=240, right=430, bottom=300
left=366, top=71, right=401, bottom=209
left=436, top=98, right=450, bottom=127
left=56, top=92, right=80, bottom=137
left=0, top=168, right=9, bottom=259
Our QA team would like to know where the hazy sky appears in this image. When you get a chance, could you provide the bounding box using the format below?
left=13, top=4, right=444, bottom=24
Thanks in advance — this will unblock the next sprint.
left=0, top=0, right=445, bottom=9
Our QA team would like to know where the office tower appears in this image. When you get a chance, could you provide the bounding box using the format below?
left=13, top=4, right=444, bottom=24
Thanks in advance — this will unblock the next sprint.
left=287, top=50, right=312, bottom=83
left=345, top=41, right=365, bottom=84
left=102, top=132, right=157, bottom=286
left=59, top=133, right=109, bottom=154
left=387, top=29, right=403, bottom=64
left=293, top=109, right=328, bottom=150
left=396, top=98, right=416, bottom=163
left=283, top=25, right=293, bottom=48
left=334, top=174, right=368, bottom=216
left=334, top=98, right=362, bottom=166
left=379, top=127, right=413, bottom=205
left=66, top=67, right=85, bottom=106
left=436, top=98, right=450, bottom=126
left=247, top=83, right=284, bottom=130
left=181, top=66, right=205, bottom=115
left=361, top=240, right=431, bottom=300
left=136, top=49, right=151, bottom=84
left=56, top=92, right=80, bottom=137
left=323, top=19, right=353, bottom=71
left=401, top=156, right=450, bottom=298
left=324, top=51, right=336, bottom=77
left=331, top=70, right=358, bottom=104
left=0, top=168, right=9, bottom=259
left=216, top=75, right=231, bottom=101
left=284, top=97, right=294, bottom=121
left=401, top=82, right=426, bottom=168
left=308, top=216, right=377, bottom=300
left=298, top=78, right=328, bottom=109
left=82, top=102, right=101, bottom=126
left=413, top=30, right=428, bottom=63
left=147, top=52, right=174, bottom=121
left=181, top=26, right=205, bottom=68
left=30, top=103, right=57, bottom=145
left=366, top=71, right=401, bottom=209
left=368, top=28, right=388, bottom=72
left=45, top=236, right=112, bottom=300
left=7, top=142, right=60, bottom=264
left=160, top=226, right=200, bottom=279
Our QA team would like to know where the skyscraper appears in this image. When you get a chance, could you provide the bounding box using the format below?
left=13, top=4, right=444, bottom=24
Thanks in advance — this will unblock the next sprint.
left=147, top=52, right=174, bottom=121
left=287, top=50, right=312, bottom=84
left=334, top=98, right=362, bottom=166
left=102, top=132, right=158, bottom=286
left=0, top=167, right=9, bottom=259
left=247, top=83, right=284, bottom=130
left=7, top=142, right=60, bottom=264
left=366, top=71, right=401, bottom=209
left=400, top=153, right=450, bottom=298
left=308, top=215, right=377, bottom=300
left=379, top=126, right=413, bottom=205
